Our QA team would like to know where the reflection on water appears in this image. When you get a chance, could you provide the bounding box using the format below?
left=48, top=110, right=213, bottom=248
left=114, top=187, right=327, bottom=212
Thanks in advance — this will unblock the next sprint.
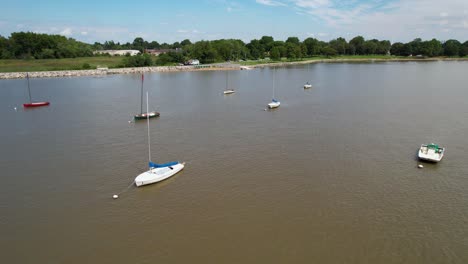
left=1, top=61, right=468, bottom=264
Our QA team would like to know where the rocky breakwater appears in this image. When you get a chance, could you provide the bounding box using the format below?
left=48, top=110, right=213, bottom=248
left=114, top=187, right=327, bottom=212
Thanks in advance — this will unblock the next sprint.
left=0, top=68, right=110, bottom=79
left=0, top=65, right=230, bottom=79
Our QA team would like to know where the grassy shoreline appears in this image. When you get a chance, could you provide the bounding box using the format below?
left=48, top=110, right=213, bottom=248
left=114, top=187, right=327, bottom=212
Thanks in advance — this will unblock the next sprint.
left=0, top=56, right=467, bottom=78
left=0, top=57, right=123, bottom=73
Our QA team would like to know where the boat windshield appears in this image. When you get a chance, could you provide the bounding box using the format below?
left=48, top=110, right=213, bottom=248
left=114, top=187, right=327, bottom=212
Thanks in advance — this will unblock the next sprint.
left=427, top=144, right=440, bottom=149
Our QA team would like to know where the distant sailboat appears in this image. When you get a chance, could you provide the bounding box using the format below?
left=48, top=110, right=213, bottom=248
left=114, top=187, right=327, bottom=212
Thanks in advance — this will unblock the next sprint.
left=304, top=64, right=312, bottom=89
left=134, top=74, right=160, bottom=120
left=23, top=73, right=50, bottom=108
left=134, top=92, right=185, bottom=187
left=223, top=70, right=235, bottom=95
left=268, top=67, right=280, bottom=109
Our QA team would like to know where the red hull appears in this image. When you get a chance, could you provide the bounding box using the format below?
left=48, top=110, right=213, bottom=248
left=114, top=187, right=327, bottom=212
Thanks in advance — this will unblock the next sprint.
left=23, top=102, right=50, bottom=108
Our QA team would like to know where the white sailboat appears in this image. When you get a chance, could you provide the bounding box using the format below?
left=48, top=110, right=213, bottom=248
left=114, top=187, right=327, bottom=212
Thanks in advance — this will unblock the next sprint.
left=304, top=64, right=312, bottom=89
left=223, top=71, right=235, bottom=95
left=135, top=92, right=185, bottom=187
left=268, top=67, right=280, bottom=109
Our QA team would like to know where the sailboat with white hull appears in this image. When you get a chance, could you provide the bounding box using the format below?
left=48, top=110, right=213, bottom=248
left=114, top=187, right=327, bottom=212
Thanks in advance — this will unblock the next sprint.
left=134, top=74, right=160, bottom=120
left=304, top=64, right=312, bottom=89
left=267, top=67, right=280, bottom=109
left=223, top=71, right=235, bottom=95
left=134, top=92, right=185, bottom=187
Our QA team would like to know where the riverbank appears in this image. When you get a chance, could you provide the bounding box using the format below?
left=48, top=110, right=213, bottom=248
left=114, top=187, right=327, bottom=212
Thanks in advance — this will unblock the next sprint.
left=0, top=65, right=236, bottom=79
left=1, top=57, right=467, bottom=79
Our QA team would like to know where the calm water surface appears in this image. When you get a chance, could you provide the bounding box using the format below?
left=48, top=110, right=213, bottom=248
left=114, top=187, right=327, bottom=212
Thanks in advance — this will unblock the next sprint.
left=1, top=61, right=468, bottom=263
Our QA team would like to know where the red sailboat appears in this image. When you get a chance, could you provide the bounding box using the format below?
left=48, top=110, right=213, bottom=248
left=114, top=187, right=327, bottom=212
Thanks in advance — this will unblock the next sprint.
left=23, top=73, right=50, bottom=108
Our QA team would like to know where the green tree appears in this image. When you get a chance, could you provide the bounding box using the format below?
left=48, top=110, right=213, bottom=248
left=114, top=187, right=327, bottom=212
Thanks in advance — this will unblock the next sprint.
left=460, top=41, right=468, bottom=57
left=122, top=53, right=153, bottom=67
left=443, top=39, right=461, bottom=56
left=270, top=46, right=281, bottom=60
left=246, top=39, right=264, bottom=59
left=181, top=39, right=192, bottom=46
left=329, top=37, right=347, bottom=55
left=132, top=37, right=145, bottom=52
left=420, top=39, right=443, bottom=57
left=259, top=36, right=274, bottom=53
left=303, top=37, right=320, bottom=56
left=390, top=42, right=405, bottom=55
left=322, top=46, right=337, bottom=57
left=349, top=36, right=365, bottom=55
left=363, top=40, right=378, bottom=54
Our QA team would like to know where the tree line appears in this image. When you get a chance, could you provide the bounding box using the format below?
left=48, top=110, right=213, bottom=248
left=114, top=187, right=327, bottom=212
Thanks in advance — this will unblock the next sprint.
left=1, top=32, right=467, bottom=65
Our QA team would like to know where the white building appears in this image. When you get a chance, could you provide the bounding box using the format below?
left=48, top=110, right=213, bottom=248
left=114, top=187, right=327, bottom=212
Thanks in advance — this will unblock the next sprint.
left=93, top=50, right=141, bottom=56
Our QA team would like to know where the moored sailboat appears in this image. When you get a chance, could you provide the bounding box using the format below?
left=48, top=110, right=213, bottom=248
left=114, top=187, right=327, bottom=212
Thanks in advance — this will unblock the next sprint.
left=223, top=71, right=235, bottom=95
left=23, top=73, right=50, bottom=108
left=267, top=67, right=280, bottom=109
left=134, top=92, right=184, bottom=187
left=134, top=74, right=160, bottom=120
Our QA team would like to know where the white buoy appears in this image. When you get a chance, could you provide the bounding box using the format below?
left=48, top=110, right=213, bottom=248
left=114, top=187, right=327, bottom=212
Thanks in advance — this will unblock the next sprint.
left=418, top=164, right=424, bottom=169
left=14, top=107, right=17, bottom=111
left=113, top=194, right=119, bottom=199
left=128, top=120, right=131, bottom=123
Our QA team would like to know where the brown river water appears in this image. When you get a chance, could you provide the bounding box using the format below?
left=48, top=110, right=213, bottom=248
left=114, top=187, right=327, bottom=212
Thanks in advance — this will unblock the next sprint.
left=1, top=61, right=468, bottom=263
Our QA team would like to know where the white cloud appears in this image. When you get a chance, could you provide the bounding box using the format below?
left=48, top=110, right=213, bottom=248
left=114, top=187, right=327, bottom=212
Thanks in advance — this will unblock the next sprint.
left=60, top=28, right=72, bottom=36
left=256, top=0, right=286, bottom=7
left=81, top=31, right=88, bottom=35
left=288, top=0, right=468, bottom=41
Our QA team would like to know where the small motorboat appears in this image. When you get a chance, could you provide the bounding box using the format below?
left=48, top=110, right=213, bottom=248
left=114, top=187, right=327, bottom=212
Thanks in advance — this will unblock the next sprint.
left=418, top=143, right=445, bottom=162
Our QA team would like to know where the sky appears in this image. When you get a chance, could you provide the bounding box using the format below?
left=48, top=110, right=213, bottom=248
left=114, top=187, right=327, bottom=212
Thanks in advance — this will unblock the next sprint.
left=1, top=0, right=467, bottom=44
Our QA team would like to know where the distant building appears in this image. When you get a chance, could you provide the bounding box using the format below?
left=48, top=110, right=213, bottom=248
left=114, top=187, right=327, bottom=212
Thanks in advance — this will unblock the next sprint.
left=93, top=50, right=140, bottom=56
left=145, top=48, right=182, bottom=56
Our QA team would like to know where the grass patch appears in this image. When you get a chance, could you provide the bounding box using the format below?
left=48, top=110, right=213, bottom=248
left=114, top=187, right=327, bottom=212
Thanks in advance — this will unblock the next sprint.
left=0, top=57, right=124, bottom=72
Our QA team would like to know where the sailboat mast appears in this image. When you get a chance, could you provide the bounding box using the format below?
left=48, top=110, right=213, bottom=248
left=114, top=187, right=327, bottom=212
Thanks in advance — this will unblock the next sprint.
left=272, top=67, right=276, bottom=99
left=146, top=91, right=151, bottom=163
left=27, top=72, right=32, bottom=103
left=226, top=71, right=228, bottom=90
left=140, top=74, right=144, bottom=114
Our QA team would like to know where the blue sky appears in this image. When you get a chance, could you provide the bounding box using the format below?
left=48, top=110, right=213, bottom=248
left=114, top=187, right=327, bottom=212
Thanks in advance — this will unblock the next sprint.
left=1, top=0, right=467, bottom=44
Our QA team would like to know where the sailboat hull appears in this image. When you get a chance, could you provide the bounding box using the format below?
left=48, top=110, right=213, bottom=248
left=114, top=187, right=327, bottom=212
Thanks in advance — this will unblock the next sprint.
left=134, top=111, right=160, bottom=120
left=223, top=90, right=235, bottom=95
left=268, top=102, right=281, bottom=108
left=23, top=102, right=50, bottom=108
left=135, top=162, right=185, bottom=187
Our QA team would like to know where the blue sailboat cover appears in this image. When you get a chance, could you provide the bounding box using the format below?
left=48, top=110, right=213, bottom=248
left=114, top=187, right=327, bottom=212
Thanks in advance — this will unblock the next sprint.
left=149, top=161, right=179, bottom=168
left=272, top=99, right=278, bottom=103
